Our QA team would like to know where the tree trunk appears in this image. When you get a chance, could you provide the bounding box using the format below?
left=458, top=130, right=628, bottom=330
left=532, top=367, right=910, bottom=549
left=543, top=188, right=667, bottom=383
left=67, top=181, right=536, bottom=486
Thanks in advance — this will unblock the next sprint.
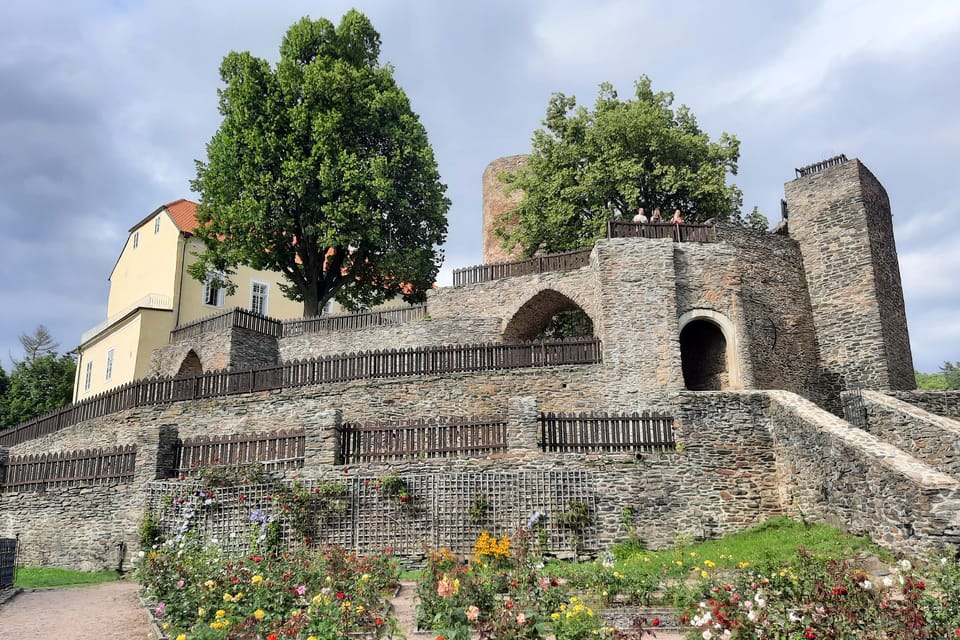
left=302, top=292, right=322, bottom=318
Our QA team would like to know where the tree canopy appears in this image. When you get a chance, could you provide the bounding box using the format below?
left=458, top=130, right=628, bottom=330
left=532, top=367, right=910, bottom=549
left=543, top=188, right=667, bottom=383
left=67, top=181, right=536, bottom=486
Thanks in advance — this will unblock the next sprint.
left=190, top=11, right=450, bottom=317
left=0, top=327, right=75, bottom=430
left=498, top=76, right=744, bottom=257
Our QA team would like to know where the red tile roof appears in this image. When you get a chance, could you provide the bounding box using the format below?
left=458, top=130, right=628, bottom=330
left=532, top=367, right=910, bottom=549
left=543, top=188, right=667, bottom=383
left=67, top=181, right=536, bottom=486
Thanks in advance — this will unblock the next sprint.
left=164, top=198, right=200, bottom=233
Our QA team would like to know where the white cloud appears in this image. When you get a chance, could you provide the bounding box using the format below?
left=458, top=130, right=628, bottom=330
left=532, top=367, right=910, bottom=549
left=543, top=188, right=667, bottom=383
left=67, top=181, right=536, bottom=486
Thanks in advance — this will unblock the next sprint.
left=727, top=0, right=960, bottom=106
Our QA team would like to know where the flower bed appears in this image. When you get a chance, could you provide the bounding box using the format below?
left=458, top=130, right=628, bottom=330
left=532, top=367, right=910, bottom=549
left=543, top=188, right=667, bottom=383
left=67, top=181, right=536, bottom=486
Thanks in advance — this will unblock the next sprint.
left=137, top=538, right=400, bottom=639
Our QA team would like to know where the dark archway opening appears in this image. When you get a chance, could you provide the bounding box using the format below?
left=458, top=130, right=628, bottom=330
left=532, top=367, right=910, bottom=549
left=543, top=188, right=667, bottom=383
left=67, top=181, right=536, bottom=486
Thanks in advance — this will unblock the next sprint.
left=177, top=350, right=203, bottom=377
left=680, top=320, right=727, bottom=390
left=503, top=290, right=593, bottom=342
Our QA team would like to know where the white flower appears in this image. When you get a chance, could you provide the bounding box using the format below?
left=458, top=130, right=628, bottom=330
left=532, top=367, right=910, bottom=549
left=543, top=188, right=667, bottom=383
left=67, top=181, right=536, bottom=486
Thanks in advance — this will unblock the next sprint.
left=882, top=576, right=894, bottom=587
left=721, top=631, right=732, bottom=639
left=703, top=631, right=713, bottom=640
left=747, top=610, right=757, bottom=622
left=899, top=559, right=912, bottom=571
left=859, top=579, right=872, bottom=590
left=754, top=593, right=766, bottom=608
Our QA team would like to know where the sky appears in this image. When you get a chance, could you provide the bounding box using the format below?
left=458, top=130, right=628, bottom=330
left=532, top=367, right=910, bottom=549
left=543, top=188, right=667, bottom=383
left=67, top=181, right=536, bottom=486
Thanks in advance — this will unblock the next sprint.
left=0, top=0, right=957, bottom=373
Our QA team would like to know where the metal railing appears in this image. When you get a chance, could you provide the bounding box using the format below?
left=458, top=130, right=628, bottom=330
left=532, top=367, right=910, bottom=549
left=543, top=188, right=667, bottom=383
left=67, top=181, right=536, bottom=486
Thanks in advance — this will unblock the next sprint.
left=0, top=537, right=17, bottom=589
left=80, top=293, right=173, bottom=344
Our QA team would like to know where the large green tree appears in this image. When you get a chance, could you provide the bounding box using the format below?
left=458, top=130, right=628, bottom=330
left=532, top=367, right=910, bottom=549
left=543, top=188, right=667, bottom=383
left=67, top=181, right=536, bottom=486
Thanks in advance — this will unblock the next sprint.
left=498, top=76, right=743, bottom=257
left=0, top=327, right=75, bottom=430
left=190, top=11, right=450, bottom=317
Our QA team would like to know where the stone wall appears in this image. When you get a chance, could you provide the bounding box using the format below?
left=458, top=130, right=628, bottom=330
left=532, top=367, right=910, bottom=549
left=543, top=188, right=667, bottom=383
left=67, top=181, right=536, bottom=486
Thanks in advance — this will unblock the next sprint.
left=481, top=155, right=527, bottom=265
left=888, top=391, right=960, bottom=421
left=784, top=158, right=914, bottom=403
left=152, top=325, right=279, bottom=377
left=850, top=389, right=960, bottom=480
left=278, top=317, right=502, bottom=361
left=767, top=390, right=960, bottom=554
left=716, top=226, right=820, bottom=397
left=7, top=384, right=960, bottom=568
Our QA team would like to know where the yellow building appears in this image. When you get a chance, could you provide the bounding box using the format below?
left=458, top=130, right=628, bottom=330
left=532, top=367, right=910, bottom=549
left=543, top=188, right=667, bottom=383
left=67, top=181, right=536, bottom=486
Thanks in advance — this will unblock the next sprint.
left=73, top=199, right=304, bottom=401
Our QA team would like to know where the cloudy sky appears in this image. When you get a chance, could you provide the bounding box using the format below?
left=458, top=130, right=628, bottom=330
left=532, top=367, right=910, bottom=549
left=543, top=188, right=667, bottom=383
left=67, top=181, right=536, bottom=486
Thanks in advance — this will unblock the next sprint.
left=0, top=0, right=956, bottom=373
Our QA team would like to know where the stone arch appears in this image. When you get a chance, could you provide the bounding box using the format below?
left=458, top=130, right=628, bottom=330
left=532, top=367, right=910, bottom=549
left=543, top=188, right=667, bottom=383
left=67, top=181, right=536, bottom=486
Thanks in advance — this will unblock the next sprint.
left=502, top=288, right=594, bottom=342
left=176, top=350, right=204, bottom=377
left=677, top=309, right=742, bottom=390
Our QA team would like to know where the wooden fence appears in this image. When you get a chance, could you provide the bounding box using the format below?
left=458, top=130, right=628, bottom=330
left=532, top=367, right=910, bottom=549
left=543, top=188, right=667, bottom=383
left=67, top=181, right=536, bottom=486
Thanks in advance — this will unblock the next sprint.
left=336, top=415, right=508, bottom=464
left=171, top=308, right=282, bottom=342
left=539, top=411, right=675, bottom=453
left=0, top=337, right=602, bottom=449
left=176, top=430, right=305, bottom=474
left=1, top=445, right=137, bottom=493
left=607, top=221, right=716, bottom=243
left=282, top=305, right=427, bottom=336
left=0, top=537, right=16, bottom=589
left=452, top=248, right=591, bottom=287
left=452, top=223, right=716, bottom=287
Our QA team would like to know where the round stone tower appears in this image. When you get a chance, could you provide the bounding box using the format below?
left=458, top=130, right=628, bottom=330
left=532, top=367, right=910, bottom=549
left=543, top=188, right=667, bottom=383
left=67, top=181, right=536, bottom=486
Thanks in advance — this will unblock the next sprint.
left=481, top=155, right=527, bottom=264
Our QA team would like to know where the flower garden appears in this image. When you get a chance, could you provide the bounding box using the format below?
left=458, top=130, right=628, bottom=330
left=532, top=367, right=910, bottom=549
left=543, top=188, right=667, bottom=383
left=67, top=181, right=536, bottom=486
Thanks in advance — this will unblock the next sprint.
left=135, top=467, right=960, bottom=639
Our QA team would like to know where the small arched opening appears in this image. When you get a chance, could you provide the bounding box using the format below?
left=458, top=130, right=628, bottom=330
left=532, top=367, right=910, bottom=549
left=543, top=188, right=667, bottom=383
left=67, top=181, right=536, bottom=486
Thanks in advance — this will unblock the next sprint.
left=679, top=320, right=728, bottom=390
left=503, top=289, right=594, bottom=342
left=176, top=350, right=203, bottom=377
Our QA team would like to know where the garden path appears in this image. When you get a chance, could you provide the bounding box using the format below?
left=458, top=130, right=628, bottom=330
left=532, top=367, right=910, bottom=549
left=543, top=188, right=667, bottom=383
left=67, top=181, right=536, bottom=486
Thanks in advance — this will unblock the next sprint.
left=0, top=579, right=684, bottom=639
left=0, top=579, right=153, bottom=639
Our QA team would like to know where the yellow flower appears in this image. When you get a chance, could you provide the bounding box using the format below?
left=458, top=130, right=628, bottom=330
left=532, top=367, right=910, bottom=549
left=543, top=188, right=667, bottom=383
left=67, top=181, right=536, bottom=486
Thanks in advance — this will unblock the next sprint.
left=215, top=609, right=226, bottom=619
left=701, top=570, right=709, bottom=579
left=704, top=560, right=716, bottom=568
left=251, top=575, right=264, bottom=584
left=551, top=612, right=560, bottom=621
left=204, top=579, right=216, bottom=590
left=198, top=607, right=206, bottom=617
left=223, top=593, right=233, bottom=602
left=162, top=623, right=169, bottom=630
left=254, top=609, right=265, bottom=621
left=689, top=552, right=698, bottom=557
left=308, top=637, right=318, bottom=640
left=175, top=635, right=186, bottom=640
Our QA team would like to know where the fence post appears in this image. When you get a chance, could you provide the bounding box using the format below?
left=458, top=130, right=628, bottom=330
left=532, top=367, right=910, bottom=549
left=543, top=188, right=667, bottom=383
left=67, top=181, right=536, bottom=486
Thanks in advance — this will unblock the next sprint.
left=304, top=408, right=340, bottom=468
left=507, top=397, right=539, bottom=457
left=0, top=447, right=8, bottom=487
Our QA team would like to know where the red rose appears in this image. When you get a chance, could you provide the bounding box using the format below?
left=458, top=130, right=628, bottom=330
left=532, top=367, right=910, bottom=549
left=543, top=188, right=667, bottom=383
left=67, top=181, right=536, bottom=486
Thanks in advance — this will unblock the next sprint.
left=651, top=617, right=660, bottom=627
left=915, top=581, right=925, bottom=590
left=267, top=635, right=278, bottom=640
left=804, top=628, right=816, bottom=639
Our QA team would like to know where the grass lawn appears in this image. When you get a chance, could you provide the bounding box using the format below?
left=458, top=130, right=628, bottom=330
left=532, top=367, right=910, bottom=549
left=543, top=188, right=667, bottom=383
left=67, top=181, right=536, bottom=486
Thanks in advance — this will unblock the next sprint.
left=14, top=567, right=121, bottom=589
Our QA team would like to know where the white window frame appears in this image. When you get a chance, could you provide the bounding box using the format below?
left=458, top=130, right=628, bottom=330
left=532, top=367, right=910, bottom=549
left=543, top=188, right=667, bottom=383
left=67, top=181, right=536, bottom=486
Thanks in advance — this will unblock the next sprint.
left=250, top=280, right=269, bottom=316
left=154, top=216, right=161, bottom=234
left=105, top=348, right=115, bottom=381
left=84, top=361, right=94, bottom=391
left=132, top=231, right=139, bottom=249
left=202, top=273, right=226, bottom=308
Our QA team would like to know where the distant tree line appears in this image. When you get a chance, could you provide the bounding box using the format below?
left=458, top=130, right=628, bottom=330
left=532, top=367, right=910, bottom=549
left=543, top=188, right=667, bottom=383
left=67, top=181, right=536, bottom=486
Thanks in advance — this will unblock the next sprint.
left=0, top=325, right=75, bottom=431
left=915, top=362, right=960, bottom=390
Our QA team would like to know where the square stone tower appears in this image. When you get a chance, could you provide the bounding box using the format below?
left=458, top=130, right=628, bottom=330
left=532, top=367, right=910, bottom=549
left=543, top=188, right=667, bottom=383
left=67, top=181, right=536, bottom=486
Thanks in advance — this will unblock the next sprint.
left=784, top=156, right=915, bottom=400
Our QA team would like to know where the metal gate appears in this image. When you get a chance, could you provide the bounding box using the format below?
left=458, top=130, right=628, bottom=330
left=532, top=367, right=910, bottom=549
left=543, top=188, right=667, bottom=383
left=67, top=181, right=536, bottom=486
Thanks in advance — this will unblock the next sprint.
left=0, top=537, right=18, bottom=589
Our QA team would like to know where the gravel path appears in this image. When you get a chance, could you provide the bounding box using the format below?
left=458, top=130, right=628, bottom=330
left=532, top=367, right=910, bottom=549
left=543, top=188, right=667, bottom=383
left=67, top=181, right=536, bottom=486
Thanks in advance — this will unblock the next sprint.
left=0, top=579, right=682, bottom=639
left=0, top=580, right=154, bottom=640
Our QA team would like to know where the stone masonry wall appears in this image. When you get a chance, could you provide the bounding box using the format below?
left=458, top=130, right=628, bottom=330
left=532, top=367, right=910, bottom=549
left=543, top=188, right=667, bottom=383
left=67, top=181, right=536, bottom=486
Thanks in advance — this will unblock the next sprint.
left=152, top=325, right=280, bottom=377
left=717, top=226, right=820, bottom=397
left=278, top=317, right=502, bottom=361
left=784, top=159, right=913, bottom=402
left=888, top=391, right=960, bottom=421
left=767, top=390, right=960, bottom=554
left=850, top=389, right=960, bottom=480
left=7, top=384, right=960, bottom=568
left=859, top=162, right=915, bottom=390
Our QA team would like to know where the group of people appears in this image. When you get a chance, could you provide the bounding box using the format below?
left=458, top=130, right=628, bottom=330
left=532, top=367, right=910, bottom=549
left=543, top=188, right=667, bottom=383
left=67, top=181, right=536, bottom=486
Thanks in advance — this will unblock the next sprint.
left=632, top=207, right=684, bottom=224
